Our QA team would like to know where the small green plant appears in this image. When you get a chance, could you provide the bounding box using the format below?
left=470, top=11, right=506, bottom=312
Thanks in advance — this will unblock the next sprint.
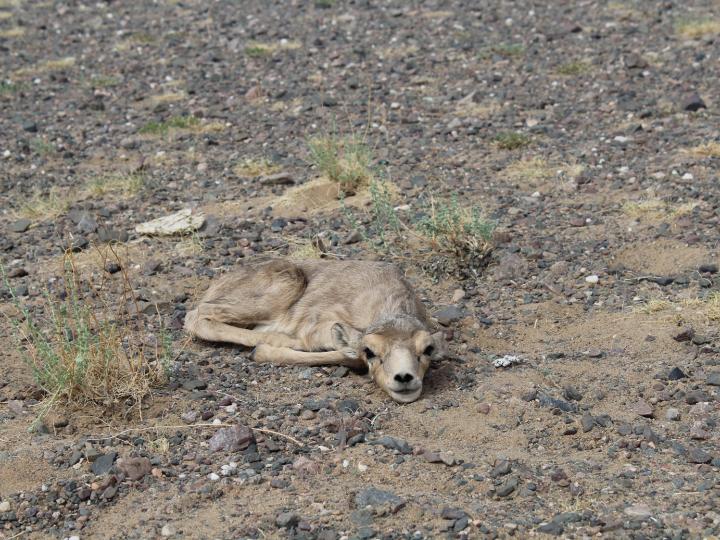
left=139, top=115, right=199, bottom=136
left=676, top=18, right=720, bottom=38
left=84, top=172, right=146, bottom=198
left=0, top=80, right=25, bottom=94
left=88, top=75, right=121, bottom=88
left=308, top=133, right=374, bottom=194
left=493, top=131, right=531, bottom=150
left=1, top=249, right=171, bottom=425
left=233, top=157, right=281, bottom=177
left=480, top=42, right=525, bottom=59
left=19, top=188, right=70, bottom=220
left=417, top=196, right=494, bottom=250
left=245, top=44, right=273, bottom=57
left=30, top=138, right=54, bottom=156
left=556, top=61, right=591, bottom=76
left=314, top=0, right=335, bottom=7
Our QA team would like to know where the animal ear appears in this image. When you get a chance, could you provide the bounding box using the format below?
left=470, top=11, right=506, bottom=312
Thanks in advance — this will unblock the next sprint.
left=430, top=331, right=448, bottom=360
left=332, top=323, right=361, bottom=349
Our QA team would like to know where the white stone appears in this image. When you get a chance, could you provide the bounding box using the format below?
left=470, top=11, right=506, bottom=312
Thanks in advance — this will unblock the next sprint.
left=0, top=501, right=10, bottom=512
left=585, top=275, right=599, bottom=284
left=624, top=504, right=652, bottom=518
left=161, top=524, right=176, bottom=537
left=682, top=172, right=694, bottom=180
left=493, top=355, right=522, bottom=368
left=135, top=208, right=205, bottom=236
left=208, top=472, right=220, bottom=481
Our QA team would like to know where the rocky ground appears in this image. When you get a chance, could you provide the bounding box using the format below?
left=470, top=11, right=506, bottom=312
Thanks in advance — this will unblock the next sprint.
left=1, top=0, right=720, bottom=538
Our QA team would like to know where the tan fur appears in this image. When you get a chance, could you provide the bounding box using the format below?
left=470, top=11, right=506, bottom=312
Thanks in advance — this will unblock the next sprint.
left=184, top=259, right=446, bottom=402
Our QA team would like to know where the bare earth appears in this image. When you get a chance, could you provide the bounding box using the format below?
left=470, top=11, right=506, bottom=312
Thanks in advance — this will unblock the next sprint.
left=1, top=1, right=719, bottom=539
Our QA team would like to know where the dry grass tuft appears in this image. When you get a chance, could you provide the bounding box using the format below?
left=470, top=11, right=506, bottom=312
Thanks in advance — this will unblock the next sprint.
left=676, top=18, right=720, bottom=39
left=288, top=239, right=323, bottom=260
left=634, top=298, right=673, bottom=314
left=0, top=26, right=24, bottom=38
left=84, top=173, right=145, bottom=199
left=308, top=133, right=374, bottom=195
left=245, top=40, right=301, bottom=57
left=556, top=60, right=592, bottom=76
left=16, top=56, right=75, bottom=76
left=623, top=198, right=700, bottom=220
left=234, top=157, right=281, bottom=177
left=687, top=142, right=720, bottom=158
left=2, top=248, right=171, bottom=424
left=18, top=188, right=71, bottom=220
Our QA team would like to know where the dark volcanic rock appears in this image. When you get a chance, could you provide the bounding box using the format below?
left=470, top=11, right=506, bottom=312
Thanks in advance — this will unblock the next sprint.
left=91, top=452, right=117, bottom=476
left=355, top=488, right=405, bottom=513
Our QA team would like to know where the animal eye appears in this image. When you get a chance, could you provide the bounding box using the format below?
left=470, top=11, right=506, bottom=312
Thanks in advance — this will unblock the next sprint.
left=423, top=345, right=435, bottom=357
left=363, top=347, right=376, bottom=359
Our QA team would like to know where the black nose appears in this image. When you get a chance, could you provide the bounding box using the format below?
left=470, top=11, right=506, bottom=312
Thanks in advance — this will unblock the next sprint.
left=394, top=372, right=414, bottom=384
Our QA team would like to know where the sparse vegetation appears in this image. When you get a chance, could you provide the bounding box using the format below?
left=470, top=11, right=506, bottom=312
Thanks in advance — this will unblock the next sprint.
left=245, top=40, right=301, bottom=57
left=314, top=0, right=335, bottom=8
left=233, top=157, right=281, bottom=178
left=676, top=18, right=720, bottom=39
left=139, top=115, right=199, bottom=135
left=84, top=173, right=146, bottom=199
left=0, top=80, right=26, bottom=94
left=416, top=195, right=494, bottom=263
left=479, top=42, right=525, bottom=59
left=15, top=56, right=75, bottom=76
left=308, top=132, right=374, bottom=194
left=688, top=141, right=720, bottom=158
left=0, top=26, right=24, bottom=38
left=623, top=198, right=700, bottom=220
left=18, top=188, right=70, bottom=220
left=556, top=60, right=591, bottom=76
left=2, top=250, right=171, bottom=424
left=493, top=131, right=531, bottom=150
left=88, top=75, right=121, bottom=88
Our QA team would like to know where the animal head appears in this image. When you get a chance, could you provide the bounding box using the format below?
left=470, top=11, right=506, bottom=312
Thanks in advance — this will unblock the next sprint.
left=332, top=316, right=446, bottom=403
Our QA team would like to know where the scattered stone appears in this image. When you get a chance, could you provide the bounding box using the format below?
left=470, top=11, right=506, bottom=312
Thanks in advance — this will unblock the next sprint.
left=667, top=367, right=687, bottom=380
left=208, top=424, right=255, bottom=452
left=690, top=422, right=710, bottom=440
left=490, top=460, right=512, bottom=478
left=0, top=501, right=10, bottom=512
left=706, top=372, right=720, bottom=386
left=117, top=457, right=152, bottom=481
left=433, top=306, right=466, bottom=326
left=493, top=355, right=522, bottom=368
left=563, top=385, right=583, bottom=401
left=182, top=378, right=207, bottom=391
left=91, top=452, right=117, bottom=476
left=633, top=399, right=654, bottom=418
left=666, top=408, right=681, bottom=421
left=135, top=209, right=205, bottom=236
left=10, top=219, right=31, bottom=233
left=451, top=289, right=465, bottom=303
left=686, top=390, right=709, bottom=405
left=688, top=447, right=712, bottom=464
left=538, top=394, right=577, bottom=413
left=581, top=413, right=594, bottom=432
left=477, top=403, right=491, bottom=414
left=276, top=511, right=300, bottom=528
left=699, top=263, right=718, bottom=274
left=624, top=504, right=652, bottom=519
left=7, top=267, right=27, bottom=278
left=355, top=487, right=405, bottom=513
left=682, top=91, right=706, bottom=112
left=160, top=524, right=176, bottom=537
left=585, top=275, right=599, bottom=284
left=369, top=436, right=412, bottom=454
left=673, top=327, right=695, bottom=342
left=496, top=476, right=519, bottom=497
left=260, top=172, right=295, bottom=185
